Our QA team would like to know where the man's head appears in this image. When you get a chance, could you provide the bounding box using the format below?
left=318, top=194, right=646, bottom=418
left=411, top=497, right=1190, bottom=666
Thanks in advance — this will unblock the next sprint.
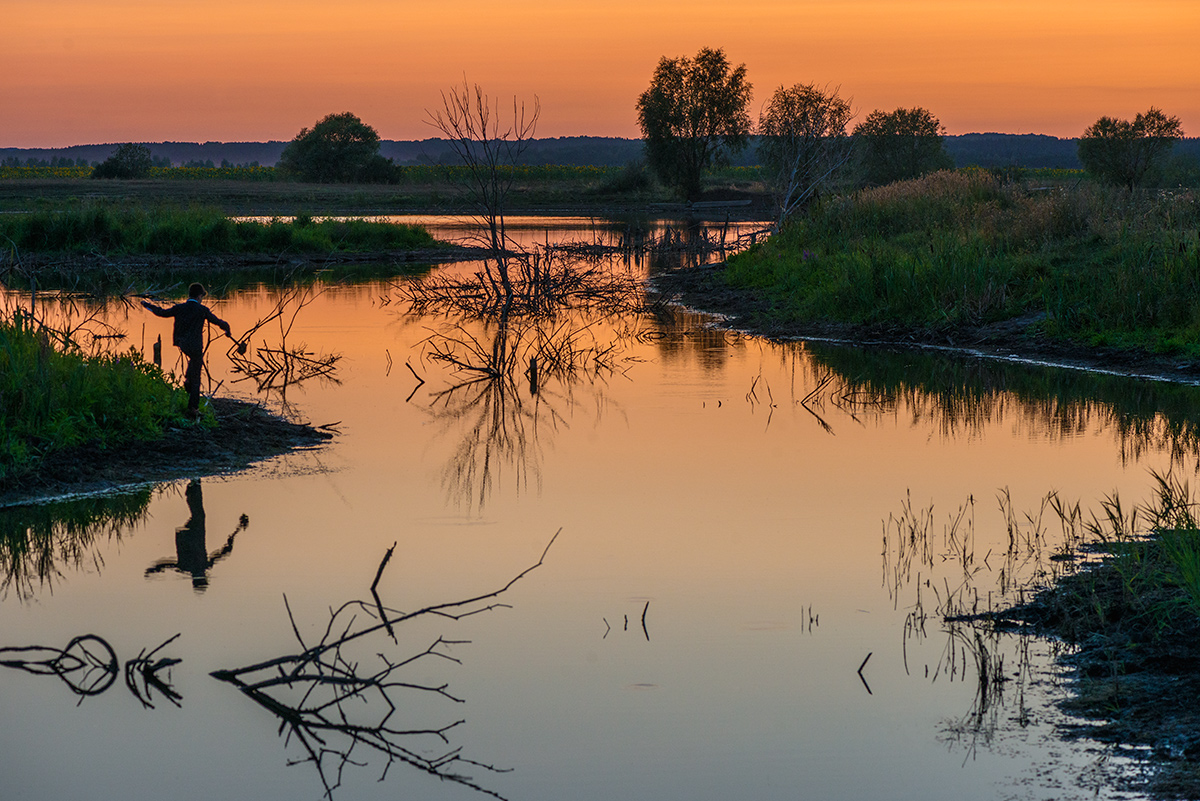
left=188, top=283, right=207, bottom=300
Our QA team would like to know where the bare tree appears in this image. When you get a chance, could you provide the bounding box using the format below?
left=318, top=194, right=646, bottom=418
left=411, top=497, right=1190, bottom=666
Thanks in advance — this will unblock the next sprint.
left=426, top=82, right=540, bottom=260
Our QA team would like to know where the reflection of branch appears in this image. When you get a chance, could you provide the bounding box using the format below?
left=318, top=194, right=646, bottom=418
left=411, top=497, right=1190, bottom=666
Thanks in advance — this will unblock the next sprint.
left=0, top=632, right=184, bottom=710
left=0, top=635, right=118, bottom=699
left=124, top=633, right=183, bottom=709
left=212, top=531, right=561, bottom=800
left=226, top=284, right=341, bottom=399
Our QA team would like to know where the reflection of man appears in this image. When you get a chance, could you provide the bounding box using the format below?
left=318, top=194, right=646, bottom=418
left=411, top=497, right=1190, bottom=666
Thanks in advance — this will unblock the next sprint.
left=145, top=480, right=248, bottom=592
left=141, top=283, right=234, bottom=417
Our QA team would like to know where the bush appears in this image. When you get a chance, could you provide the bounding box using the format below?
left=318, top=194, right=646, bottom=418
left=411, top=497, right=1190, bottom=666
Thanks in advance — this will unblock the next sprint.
left=91, top=144, right=154, bottom=180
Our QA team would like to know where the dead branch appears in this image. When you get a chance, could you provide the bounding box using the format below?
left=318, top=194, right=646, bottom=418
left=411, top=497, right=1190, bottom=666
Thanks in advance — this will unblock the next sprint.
left=210, top=530, right=560, bottom=799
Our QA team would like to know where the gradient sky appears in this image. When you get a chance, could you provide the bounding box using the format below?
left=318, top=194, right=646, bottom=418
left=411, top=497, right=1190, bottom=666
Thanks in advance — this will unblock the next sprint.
left=4, top=0, right=1198, bottom=147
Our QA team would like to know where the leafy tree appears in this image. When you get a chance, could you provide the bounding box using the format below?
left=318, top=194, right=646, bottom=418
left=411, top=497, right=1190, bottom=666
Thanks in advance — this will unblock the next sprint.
left=853, top=107, right=953, bottom=185
left=91, top=143, right=154, bottom=179
left=636, top=47, right=753, bottom=201
left=1077, top=107, right=1184, bottom=189
left=758, top=83, right=853, bottom=224
left=278, top=112, right=395, bottom=183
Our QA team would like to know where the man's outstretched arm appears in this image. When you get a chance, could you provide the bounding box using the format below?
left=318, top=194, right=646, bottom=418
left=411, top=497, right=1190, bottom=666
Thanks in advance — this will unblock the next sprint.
left=141, top=300, right=172, bottom=318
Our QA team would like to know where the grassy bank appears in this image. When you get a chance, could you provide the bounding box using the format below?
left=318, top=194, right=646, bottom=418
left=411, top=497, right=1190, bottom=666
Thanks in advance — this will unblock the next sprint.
left=1006, top=474, right=1200, bottom=798
left=0, top=311, right=185, bottom=480
left=0, top=203, right=439, bottom=257
left=725, top=170, right=1200, bottom=355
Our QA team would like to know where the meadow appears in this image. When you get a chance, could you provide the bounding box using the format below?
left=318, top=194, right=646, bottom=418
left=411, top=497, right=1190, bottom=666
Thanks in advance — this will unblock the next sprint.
left=725, top=169, right=1200, bottom=355
left=0, top=163, right=765, bottom=216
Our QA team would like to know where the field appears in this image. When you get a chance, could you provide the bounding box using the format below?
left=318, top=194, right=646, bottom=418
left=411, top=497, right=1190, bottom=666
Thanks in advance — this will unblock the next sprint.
left=0, top=164, right=769, bottom=216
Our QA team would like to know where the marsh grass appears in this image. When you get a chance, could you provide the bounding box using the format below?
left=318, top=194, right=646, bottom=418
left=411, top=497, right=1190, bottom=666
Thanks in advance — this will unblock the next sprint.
left=726, top=169, right=1200, bottom=353
left=0, top=310, right=185, bottom=479
left=0, top=203, right=437, bottom=257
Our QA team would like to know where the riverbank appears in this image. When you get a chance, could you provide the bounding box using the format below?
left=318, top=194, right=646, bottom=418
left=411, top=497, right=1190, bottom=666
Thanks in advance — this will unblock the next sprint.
left=652, top=259, right=1200, bottom=384
left=0, top=396, right=333, bottom=508
left=717, top=171, right=1200, bottom=363
left=654, top=247, right=1200, bottom=798
left=987, top=475, right=1200, bottom=799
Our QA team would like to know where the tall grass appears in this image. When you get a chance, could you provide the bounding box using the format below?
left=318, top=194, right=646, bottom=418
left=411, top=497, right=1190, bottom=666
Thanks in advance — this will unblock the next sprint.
left=0, top=203, right=438, bottom=256
left=726, top=169, right=1200, bottom=353
left=0, top=311, right=184, bottom=479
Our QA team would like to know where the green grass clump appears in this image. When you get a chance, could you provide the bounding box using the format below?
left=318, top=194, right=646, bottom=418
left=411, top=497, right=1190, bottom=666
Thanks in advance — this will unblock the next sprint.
left=725, top=169, right=1200, bottom=353
left=0, top=311, right=186, bottom=479
left=0, top=203, right=439, bottom=256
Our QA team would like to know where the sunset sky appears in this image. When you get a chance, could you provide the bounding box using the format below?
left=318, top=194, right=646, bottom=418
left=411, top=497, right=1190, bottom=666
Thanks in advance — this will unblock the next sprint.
left=4, top=0, right=1198, bottom=148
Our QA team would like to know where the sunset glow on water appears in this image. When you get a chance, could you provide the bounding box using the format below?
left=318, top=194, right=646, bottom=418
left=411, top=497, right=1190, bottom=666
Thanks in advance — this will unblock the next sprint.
left=5, top=0, right=1198, bottom=146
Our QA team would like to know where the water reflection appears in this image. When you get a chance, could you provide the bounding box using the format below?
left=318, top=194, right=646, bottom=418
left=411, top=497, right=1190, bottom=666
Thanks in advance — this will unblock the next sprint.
left=212, top=533, right=557, bottom=799
left=0, top=489, right=152, bottom=600
left=226, top=283, right=342, bottom=407
left=402, top=246, right=650, bottom=511
left=145, top=480, right=249, bottom=592
left=0, top=632, right=181, bottom=708
left=807, top=343, right=1200, bottom=466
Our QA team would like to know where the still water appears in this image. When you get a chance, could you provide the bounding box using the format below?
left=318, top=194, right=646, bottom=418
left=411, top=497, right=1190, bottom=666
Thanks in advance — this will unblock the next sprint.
left=2, top=218, right=1192, bottom=801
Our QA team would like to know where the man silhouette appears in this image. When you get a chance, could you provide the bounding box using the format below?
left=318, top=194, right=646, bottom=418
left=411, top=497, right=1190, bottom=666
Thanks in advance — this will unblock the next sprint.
left=141, top=283, right=234, bottom=417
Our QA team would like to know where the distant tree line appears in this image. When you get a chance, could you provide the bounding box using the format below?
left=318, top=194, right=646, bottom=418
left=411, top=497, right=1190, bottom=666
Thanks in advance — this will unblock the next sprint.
left=632, top=45, right=1195, bottom=209
left=634, top=46, right=956, bottom=204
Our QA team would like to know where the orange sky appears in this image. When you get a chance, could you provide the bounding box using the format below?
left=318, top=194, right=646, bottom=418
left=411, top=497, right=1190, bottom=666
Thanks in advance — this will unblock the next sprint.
left=4, top=0, right=1198, bottom=147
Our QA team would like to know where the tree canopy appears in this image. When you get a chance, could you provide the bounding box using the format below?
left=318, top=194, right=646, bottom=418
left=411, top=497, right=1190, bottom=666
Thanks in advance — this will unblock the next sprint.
left=758, top=83, right=853, bottom=222
left=278, top=112, right=395, bottom=183
left=91, top=143, right=154, bottom=179
left=1078, top=107, right=1184, bottom=189
left=853, top=107, right=953, bottom=186
left=635, top=47, right=753, bottom=201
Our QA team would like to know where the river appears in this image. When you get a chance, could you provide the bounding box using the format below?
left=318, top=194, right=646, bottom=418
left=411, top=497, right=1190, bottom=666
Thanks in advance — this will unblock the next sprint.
left=1, top=216, right=1191, bottom=801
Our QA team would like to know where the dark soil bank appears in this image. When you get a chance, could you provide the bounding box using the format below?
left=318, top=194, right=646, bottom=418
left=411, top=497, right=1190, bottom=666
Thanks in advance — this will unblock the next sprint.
left=0, top=397, right=333, bottom=508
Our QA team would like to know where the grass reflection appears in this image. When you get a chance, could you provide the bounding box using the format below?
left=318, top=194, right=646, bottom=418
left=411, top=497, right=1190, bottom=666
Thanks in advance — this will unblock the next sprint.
left=806, top=343, right=1200, bottom=466
left=0, top=489, right=152, bottom=599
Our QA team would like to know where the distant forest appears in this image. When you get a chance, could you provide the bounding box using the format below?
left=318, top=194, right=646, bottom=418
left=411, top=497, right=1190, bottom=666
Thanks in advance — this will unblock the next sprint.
left=4, top=134, right=1199, bottom=171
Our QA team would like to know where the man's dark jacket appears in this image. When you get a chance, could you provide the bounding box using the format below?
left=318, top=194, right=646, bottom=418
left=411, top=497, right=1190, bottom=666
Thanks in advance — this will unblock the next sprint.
left=146, top=299, right=231, bottom=356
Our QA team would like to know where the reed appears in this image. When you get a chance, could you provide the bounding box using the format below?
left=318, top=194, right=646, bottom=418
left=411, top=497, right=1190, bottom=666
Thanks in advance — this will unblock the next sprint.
left=0, top=203, right=437, bottom=256
left=725, top=170, right=1200, bottom=353
left=0, top=310, right=184, bottom=479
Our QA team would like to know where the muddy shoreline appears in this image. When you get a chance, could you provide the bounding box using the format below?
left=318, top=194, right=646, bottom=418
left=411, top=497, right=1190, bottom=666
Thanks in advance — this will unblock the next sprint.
left=651, top=261, right=1200, bottom=385
left=0, top=397, right=333, bottom=509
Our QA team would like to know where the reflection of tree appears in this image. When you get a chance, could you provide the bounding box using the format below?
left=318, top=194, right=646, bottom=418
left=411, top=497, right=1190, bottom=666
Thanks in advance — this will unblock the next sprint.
left=212, top=532, right=559, bottom=800
left=401, top=245, right=647, bottom=511
left=421, top=313, right=623, bottom=511
left=145, top=479, right=249, bottom=592
left=0, top=489, right=153, bottom=600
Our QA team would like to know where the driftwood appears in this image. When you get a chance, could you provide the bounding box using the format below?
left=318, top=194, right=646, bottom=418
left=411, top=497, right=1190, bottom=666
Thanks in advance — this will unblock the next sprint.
left=211, top=530, right=561, bottom=799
